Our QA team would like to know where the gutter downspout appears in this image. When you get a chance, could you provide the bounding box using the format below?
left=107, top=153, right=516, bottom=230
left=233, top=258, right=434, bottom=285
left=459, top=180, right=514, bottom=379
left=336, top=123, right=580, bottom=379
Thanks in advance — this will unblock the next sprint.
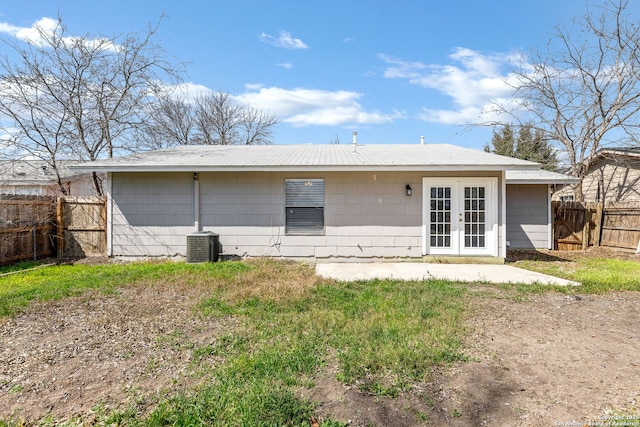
left=194, top=173, right=200, bottom=232
left=106, top=172, right=113, bottom=257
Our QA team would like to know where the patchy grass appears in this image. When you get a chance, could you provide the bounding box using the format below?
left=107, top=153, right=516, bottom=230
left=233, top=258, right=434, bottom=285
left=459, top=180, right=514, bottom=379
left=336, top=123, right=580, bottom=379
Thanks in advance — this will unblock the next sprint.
left=0, top=260, right=45, bottom=275
left=511, top=256, right=640, bottom=294
left=1, top=259, right=469, bottom=425
left=2, top=252, right=638, bottom=425
left=0, top=260, right=249, bottom=318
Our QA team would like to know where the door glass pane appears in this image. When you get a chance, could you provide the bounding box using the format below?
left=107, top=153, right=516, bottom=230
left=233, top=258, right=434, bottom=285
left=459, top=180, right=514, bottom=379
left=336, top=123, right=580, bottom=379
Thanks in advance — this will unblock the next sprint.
left=430, top=186, right=452, bottom=248
left=464, top=186, right=486, bottom=248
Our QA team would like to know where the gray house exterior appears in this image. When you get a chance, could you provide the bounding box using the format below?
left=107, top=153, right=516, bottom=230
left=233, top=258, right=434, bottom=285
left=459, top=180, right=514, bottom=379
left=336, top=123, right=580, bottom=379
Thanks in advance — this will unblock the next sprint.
left=72, top=144, right=577, bottom=261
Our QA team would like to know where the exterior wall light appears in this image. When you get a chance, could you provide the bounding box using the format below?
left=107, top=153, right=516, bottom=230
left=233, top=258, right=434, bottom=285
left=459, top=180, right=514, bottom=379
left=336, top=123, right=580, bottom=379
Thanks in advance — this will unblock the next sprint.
left=405, top=184, right=412, bottom=196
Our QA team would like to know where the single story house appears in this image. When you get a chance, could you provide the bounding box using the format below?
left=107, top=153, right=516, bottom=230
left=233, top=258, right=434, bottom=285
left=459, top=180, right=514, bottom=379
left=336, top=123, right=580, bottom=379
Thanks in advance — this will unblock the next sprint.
left=0, top=160, right=99, bottom=196
left=71, top=143, right=577, bottom=261
left=553, top=146, right=640, bottom=203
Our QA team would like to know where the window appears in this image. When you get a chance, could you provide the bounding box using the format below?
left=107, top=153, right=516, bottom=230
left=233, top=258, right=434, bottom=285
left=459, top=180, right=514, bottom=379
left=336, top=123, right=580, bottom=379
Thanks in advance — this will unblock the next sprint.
left=285, top=179, right=324, bottom=235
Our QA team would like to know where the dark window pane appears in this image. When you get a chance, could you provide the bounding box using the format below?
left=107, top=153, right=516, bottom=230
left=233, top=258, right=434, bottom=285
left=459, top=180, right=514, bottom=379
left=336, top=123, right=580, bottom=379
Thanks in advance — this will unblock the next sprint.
left=465, top=187, right=470, bottom=198
left=479, top=187, right=485, bottom=198
left=437, top=236, right=443, bottom=246
left=431, top=212, right=437, bottom=222
left=444, top=200, right=451, bottom=210
left=479, top=212, right=485, bottom=222
left=444, top=236, right=451, bottom=246
left=479, top=236, right=485, bottom=247
left=479, top=200, right=485, bottom=210
left=445, top=187, right=451, bottom=198
left=431, top=187, right=436, bottom=198
left=431, top=236, right=436, bottom=246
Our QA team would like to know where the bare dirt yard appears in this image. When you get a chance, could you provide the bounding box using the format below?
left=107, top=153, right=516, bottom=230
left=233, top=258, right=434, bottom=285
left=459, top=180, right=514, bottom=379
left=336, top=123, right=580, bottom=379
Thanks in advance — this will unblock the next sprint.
left=1, top=252, right=639, bottom=426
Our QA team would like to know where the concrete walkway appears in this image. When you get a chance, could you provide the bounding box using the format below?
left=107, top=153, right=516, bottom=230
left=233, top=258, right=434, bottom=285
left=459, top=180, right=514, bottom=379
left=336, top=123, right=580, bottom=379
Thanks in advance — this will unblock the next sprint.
left=315, top=263, right=579, bottom=286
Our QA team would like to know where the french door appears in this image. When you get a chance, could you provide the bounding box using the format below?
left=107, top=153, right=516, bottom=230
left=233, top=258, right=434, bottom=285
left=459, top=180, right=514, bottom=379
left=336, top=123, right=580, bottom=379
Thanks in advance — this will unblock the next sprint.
left=422, top=178, right=498, bottom=256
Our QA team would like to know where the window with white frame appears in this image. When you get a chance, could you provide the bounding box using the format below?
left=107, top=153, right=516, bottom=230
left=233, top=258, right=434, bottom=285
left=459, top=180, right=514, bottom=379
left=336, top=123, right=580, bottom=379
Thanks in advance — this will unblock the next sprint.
left=285, top=179, right=325, bottom=235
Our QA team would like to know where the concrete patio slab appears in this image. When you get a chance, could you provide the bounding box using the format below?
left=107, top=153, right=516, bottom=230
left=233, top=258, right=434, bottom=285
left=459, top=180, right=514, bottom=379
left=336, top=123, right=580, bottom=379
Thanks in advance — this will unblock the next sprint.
left=315, top=263, right=579, bottom=286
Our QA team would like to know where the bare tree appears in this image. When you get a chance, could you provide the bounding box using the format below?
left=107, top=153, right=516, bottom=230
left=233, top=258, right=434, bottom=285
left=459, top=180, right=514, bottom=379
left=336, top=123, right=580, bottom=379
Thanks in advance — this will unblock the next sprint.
left=0, top=17, right=182, bottom=195
left=144, top=90, right=278, bottom=147
left=194, top=91, right=243, bottom=145
left=499, top=0, right=640, bottom=200
left=140, top=95, right=197, bottom=149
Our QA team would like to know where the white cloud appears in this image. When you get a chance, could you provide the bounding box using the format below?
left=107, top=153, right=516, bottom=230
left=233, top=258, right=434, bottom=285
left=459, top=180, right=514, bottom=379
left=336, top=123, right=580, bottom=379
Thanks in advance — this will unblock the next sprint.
left=380, top=48, right=523, bottom=125
left=259, top=31, right=308, bottom=49
left=0, top=17, right=116, bottom=50
left=277, top=62, right=293, bottom=69
left=233, top=85, right=404, bottom=126
left=168, top=82, right=213, bottom=100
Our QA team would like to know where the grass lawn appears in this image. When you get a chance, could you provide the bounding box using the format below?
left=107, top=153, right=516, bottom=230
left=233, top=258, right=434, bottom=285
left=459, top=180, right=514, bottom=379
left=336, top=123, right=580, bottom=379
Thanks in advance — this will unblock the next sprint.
left=508, top=252, right=640, bottom=293
left=1, top=253, right=639, bottom=425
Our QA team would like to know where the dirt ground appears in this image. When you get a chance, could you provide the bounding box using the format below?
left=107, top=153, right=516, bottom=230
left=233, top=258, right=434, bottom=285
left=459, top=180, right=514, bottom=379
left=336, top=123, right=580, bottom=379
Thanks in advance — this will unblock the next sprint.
left=1, top=252, right=639, bottom=426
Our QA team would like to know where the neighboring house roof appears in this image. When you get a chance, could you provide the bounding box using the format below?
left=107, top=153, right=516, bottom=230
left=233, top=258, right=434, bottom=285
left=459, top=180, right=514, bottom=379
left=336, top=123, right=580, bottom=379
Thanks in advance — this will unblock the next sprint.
left=0, top=160, right=81, bottom=185
left=593, top=146, right=640, bottom=160
left=72, top=144, right=544, bottom=172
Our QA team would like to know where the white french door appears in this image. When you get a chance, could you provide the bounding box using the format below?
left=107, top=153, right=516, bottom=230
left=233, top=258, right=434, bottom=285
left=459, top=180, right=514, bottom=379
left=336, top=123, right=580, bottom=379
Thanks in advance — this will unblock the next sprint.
left=422, top=178, right=498, bottom=256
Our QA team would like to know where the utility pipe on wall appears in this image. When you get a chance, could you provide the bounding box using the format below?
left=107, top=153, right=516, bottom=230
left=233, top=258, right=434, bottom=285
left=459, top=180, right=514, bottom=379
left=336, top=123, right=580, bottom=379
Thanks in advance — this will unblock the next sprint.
left=194, top=172, right=200, bottom=231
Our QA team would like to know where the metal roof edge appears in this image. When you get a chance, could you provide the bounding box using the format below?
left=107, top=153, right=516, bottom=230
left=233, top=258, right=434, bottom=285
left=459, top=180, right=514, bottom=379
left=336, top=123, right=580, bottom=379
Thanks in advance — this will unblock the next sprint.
left=70, top=164, right=542, bottom=173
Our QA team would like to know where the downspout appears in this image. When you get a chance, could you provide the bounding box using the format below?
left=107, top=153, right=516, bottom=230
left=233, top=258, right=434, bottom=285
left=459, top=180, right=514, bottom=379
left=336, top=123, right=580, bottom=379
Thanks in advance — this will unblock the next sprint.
left=106, top=172, right=113, bottom=256
left=194, top=173, right=200, bottom=232
left=547, top=184, right=552, bottom=250
left=500, top=171, right=507, bottom=258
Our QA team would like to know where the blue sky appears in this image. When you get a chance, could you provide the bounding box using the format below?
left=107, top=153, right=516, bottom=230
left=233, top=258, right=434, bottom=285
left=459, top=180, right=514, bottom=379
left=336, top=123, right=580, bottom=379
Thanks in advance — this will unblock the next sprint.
left=0, top=1, right=628, bottom=150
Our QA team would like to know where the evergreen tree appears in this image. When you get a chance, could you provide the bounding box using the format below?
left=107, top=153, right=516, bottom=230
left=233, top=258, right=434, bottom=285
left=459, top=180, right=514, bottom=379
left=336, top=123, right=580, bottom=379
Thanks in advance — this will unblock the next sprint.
left=484, top=124, right=515, bottom=157
left=485, top=124, right=558, bottom=171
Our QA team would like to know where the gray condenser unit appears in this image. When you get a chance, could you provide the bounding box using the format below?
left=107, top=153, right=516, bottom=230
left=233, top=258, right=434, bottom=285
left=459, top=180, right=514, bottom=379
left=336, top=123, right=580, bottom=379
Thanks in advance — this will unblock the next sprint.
left=186, top=231, right=220, bottom=263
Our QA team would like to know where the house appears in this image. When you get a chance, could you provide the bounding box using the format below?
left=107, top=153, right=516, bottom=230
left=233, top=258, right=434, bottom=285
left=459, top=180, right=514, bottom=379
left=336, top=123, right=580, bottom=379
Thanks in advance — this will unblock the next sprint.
left=70, top=143, right=577, bottom=261
left=553, top=147, right=640, bottom=202
left=0, top=160, right=99, bottom=196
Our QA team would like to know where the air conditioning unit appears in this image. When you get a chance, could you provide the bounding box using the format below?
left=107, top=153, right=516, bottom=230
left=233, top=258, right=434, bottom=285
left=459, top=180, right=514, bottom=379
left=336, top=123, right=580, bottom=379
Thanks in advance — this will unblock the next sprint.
left=186, top=231, right=220, bottom=263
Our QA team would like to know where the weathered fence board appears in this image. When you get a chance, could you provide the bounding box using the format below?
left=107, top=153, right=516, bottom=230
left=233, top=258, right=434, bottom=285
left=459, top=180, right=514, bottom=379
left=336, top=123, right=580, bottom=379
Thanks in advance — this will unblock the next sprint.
left=57, top=196, right=106, bottom=258
left=0, top=195, right=57, bottom=262
left=1, top=195, right=106, bottom=264
left=553, top=201, right=640, bottom=252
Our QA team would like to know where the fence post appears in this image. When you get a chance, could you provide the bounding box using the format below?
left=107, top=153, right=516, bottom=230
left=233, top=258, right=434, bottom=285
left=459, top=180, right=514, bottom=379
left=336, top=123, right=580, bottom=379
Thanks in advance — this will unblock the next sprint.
left=56, top=197, right=64, bottom=259
left=551, top=201, right=558, bottom=250
left=593, top=203, right=604, bottom=247
left=582, top=206, right=591, bottom=250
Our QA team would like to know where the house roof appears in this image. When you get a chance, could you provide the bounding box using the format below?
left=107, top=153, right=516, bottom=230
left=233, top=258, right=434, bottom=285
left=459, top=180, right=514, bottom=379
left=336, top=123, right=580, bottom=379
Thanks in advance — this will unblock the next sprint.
left=71, top=143, right=542, bottom=173
left=505, top=169, right=579, bottom=184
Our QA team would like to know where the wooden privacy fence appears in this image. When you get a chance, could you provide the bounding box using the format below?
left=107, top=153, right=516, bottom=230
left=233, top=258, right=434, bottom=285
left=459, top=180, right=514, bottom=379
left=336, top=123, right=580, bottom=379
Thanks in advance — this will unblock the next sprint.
left=552, top=201, right=640, bottom=252
left=0, top=195, right=57, bottom=263
left=56, top=196, right=107, bottom=258
left=0, top=195, right=106, bottom=264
